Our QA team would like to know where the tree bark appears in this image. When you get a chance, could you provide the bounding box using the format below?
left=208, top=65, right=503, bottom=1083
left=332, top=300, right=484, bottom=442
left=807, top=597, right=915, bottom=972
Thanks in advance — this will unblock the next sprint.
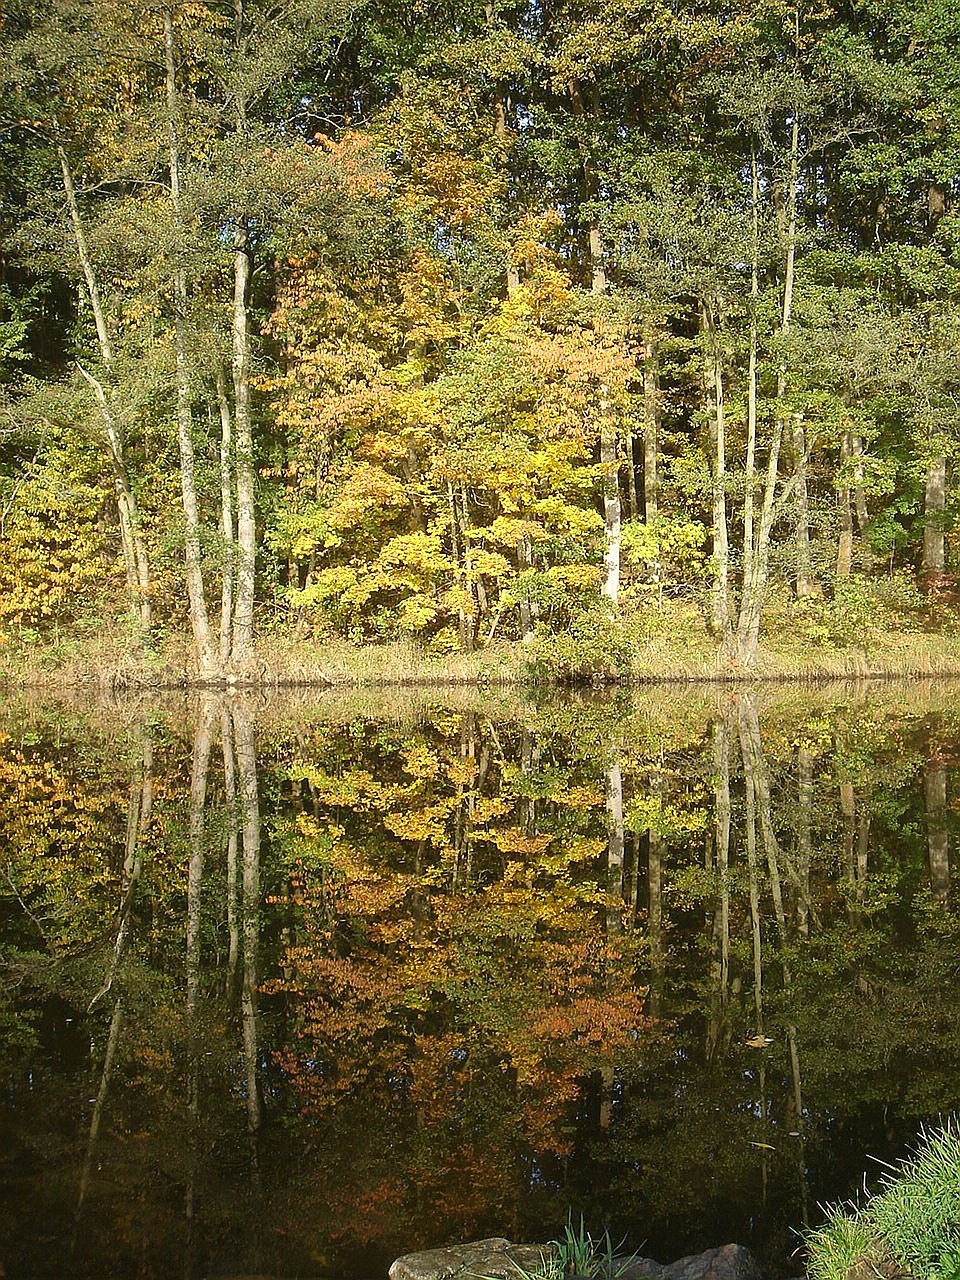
left=642, top=329, right=660, bottom=523
left=164, top=6, right=218, bottom=679
left=923, top=451, right=947, bottom=586
left=231, top=227, right=256, bottom=672
left=600, top=383, right=620, bottom=611
left=703, top=301, right=731, bottom=642
left=216, top=366, right=236, bottom=667
left=60, top=147, right=151, bottom=630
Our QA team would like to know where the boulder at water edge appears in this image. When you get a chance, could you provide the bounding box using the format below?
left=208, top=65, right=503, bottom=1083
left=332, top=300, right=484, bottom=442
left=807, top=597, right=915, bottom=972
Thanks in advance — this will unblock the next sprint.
left=389, top=1241, right=766, bottom=1280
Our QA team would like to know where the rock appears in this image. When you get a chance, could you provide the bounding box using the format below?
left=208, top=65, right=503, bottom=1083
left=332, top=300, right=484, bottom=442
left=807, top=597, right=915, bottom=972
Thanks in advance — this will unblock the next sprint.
left=617, top=1245, right=766, bottom=1280
left=389, top=1238, right=559, bottom=1280
left=389, top=1242, right=766, bottom=1280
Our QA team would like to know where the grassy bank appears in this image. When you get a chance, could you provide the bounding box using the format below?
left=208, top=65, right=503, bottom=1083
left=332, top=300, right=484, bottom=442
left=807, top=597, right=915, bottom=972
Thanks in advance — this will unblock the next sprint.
left=806, top=1121, right=960, bottom=1280
left=4, top=589, right=960, bottom=690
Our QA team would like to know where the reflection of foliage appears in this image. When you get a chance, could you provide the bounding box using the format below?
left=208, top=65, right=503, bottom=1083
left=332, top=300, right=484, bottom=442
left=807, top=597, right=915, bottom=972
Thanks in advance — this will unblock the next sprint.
left=2, top=688, right=960, bottom=1277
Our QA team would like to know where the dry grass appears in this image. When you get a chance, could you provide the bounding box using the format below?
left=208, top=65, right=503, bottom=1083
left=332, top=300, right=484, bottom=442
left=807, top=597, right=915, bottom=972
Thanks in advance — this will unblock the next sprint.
left=5, top=603, right=960, bottom=692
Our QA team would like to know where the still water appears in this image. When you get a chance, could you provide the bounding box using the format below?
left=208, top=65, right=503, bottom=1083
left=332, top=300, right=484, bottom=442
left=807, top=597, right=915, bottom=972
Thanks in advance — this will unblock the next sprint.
left=2, top=683, right=959, bottom=1279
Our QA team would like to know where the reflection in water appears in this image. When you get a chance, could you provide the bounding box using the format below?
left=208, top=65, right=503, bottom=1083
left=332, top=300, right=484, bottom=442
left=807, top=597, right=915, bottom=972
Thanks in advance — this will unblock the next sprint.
left=1, top=685, right=959, bottom=1280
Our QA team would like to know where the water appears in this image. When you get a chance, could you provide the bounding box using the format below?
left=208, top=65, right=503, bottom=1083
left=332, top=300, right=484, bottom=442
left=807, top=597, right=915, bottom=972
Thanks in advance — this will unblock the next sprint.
left=2, top=683, right=959, bottom=1279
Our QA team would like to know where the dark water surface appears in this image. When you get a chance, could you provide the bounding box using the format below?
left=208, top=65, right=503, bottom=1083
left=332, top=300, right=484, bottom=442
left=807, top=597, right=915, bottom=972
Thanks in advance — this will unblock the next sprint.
left=2, top=683, right=960, bottom=1280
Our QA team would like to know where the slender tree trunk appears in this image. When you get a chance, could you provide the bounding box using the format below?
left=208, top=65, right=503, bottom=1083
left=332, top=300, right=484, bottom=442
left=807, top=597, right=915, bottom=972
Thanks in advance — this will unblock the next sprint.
left=518, top=534, right=536, bottom=642
left=485, top=0, right=520, bottom=294
left=448, top=482, right=474, bottom=651
left=164, top=7, right=218, bottom=680
left=642, top=329, right=660, bottom=523
left=837, top=431, right=854, bottom=578
left=216, top=367, right=235, bottom=668
left=704, top=302, right=731, bottom=643
left=600, top=383, right=620, bottom=611
left=923, top=451, right=947, bottom=587
left=738, top=116, right=798, bottom=664
left=570, top=80, right=606, bottom=293
left=231, top=227, right=256, bottom=672
left=740, top=149, right=760, bottom=650
left=60, top=147, right=151, bottom=631
left=793, top=419, right=815, bottom=596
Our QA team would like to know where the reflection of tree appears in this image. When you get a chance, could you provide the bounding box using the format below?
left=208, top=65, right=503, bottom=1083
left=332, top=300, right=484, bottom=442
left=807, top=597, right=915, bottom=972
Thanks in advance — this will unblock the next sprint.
left=925, top=759, right=950, bottom=905
left=3, top=691, right=960, bottom=1278
left=76, top=726, right=154, bottom=1224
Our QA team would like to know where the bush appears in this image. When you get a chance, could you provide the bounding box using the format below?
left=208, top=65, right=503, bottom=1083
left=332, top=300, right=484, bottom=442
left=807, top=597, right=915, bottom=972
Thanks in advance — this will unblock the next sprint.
left=527, top=611, right=632, bottom=683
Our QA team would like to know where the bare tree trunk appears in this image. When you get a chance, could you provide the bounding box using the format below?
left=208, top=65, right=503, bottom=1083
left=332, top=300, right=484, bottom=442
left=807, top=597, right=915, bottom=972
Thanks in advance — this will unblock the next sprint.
left=164, top=7, right=218, bottom=680
left=737, top=119, right=798, bottom=664
left=837, top=432, right=854, bottom=579
left=600, top=384, right=620, bottom=611
left=518, top=535, right=537, bottom=642
left=642, top=330, right=660, bottom=523
left=704, top=302, right=731, bottom=643
left=216, top=367, right=235, bottom=668
left=448, top=482, right=474, bottom=651
left=60, top=147, right=151, bottom=631
left=570, top=81, right=606, bottom=293
left=231, top=228, right=256, bottom=672
left=485, top=0, right=520, bottom=294
left=793, top=419, right=816, bottom=596
left=923, top=452, right=947, bottom=587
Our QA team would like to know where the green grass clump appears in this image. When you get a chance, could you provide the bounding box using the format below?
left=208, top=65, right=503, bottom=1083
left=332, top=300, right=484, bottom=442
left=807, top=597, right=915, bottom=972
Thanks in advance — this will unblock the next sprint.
left=805, top=1205, right=873, bottom=1280
left=806, top=1120, right=960, bottom=1280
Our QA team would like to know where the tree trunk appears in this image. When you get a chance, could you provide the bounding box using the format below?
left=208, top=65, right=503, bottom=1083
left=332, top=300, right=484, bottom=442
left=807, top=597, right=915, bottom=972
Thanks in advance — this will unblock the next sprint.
left=485, top=0, right=520, bottom=294
left=163, top=7, right=217, bottom=679
left=570, top=80, right=606, bottom=293
left=216, top=366, right=235, bottom=668
left=703, top=301, right=731, bottom=643
left=793, top=418, right=816, bottom=596
left=231, top=228, right=256, bottom=672
left=642, top=329, right=660, bottom=523
left=923, top=451, right=947, bottom=587
left=837, top=431, right=854, bottom=579
left=600, top=383, right=620, bottom=611
left=60, top=147, right=151, bottom=631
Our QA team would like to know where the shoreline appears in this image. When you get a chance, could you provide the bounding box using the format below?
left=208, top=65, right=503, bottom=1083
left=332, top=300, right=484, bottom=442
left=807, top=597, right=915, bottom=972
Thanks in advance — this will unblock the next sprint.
left=5, top=632, right=960, bottom=693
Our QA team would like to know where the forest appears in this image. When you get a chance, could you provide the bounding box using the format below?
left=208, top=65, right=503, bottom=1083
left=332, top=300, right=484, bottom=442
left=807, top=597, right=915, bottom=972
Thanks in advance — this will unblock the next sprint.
left=2, top=0, right=960, bottom=680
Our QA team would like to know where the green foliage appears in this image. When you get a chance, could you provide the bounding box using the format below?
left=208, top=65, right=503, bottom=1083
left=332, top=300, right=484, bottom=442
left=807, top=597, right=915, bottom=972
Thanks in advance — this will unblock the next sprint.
left=806, top=1121, right=960, bottom=1280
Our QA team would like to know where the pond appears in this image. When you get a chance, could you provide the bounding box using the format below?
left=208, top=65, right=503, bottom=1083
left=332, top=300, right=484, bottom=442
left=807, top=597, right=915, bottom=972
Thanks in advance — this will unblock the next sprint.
left=1, top=682, right=959, bottom=1280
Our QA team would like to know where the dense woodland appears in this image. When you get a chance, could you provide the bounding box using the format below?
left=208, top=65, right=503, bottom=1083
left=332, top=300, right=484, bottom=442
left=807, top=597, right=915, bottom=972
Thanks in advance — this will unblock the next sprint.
left=2, top=0, right=960, bottom=676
